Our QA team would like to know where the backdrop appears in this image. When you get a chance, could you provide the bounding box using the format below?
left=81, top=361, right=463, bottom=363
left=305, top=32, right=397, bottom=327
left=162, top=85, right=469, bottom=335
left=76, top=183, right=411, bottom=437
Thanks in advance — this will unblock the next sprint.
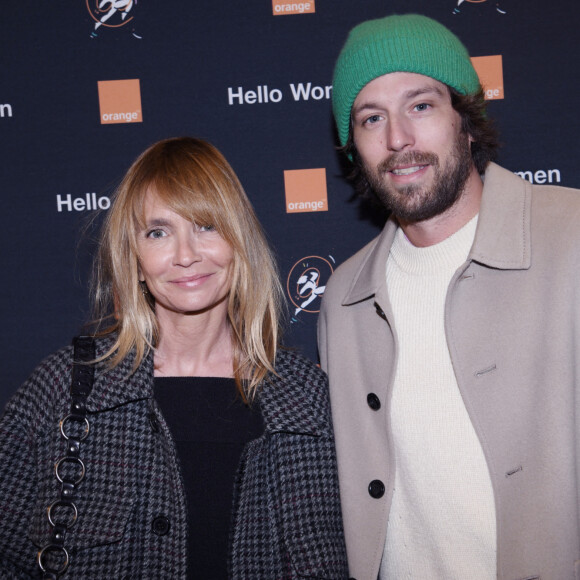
left=1, top=0, right=579, bottom=408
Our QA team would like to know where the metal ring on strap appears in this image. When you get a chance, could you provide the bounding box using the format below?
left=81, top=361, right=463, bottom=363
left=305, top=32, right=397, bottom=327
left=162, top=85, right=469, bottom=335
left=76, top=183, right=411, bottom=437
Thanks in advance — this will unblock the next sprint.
left=37, top=545, right=70, bottom=575
left=47, top=500, right=78, bottom=529
left=60, top=414, right=90, bottom=441
left=54, top=456, right=86, bottom=486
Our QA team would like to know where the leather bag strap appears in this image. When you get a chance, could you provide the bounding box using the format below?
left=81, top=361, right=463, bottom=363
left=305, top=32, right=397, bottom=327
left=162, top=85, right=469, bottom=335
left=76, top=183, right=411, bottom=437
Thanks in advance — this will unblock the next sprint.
left=37, top=336, right=95, bottom=579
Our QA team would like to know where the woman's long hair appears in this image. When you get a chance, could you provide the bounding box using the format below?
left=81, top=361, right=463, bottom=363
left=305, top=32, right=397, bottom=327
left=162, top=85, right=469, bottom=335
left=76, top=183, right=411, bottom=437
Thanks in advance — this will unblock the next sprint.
left=92, top=137, right=284, bottom=400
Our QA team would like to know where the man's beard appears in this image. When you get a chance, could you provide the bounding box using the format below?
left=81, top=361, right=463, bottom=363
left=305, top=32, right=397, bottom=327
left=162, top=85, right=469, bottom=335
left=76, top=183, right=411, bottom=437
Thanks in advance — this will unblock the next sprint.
left=362, top=131, right=473, bottom=223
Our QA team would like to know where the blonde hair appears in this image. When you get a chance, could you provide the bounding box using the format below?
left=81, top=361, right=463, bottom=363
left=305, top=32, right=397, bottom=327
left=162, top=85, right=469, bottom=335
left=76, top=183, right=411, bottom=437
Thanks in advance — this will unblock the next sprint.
left=92, top=137, right=284, bottom=400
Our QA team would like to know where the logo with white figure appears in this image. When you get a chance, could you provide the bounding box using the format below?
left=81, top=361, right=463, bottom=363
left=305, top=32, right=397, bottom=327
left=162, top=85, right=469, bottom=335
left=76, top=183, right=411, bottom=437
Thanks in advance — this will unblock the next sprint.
left=287, top=255, right=335, bottom=322
left=88, top=0, right=142, bottom=39
left=452, top=0, right=506, bottom=15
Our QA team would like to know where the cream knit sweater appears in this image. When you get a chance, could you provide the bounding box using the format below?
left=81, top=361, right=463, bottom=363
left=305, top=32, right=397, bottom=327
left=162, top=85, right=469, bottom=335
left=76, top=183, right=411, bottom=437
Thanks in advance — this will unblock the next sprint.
left=380, top=216, right=496, bottom=579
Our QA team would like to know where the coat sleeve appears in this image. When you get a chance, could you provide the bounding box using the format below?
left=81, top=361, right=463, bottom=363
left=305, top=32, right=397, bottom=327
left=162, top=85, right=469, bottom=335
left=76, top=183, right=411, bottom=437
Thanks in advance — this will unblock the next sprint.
left=0, top=405, right=43, bottom=578
left=0, top=349, right=72, bottom=579
left=229, top=353, right=349, bottom=579
left=229, top=436, right=284, bottom=577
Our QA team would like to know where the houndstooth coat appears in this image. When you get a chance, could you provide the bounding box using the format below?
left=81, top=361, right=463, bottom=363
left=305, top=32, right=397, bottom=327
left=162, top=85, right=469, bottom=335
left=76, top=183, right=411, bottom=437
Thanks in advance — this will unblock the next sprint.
left=0, top=338, right=347, bottom=579
left=229, top=350, right=349, bottom=579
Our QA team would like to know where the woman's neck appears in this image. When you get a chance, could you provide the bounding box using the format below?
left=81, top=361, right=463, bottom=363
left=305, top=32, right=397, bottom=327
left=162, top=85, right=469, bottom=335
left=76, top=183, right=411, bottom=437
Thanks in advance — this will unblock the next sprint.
left=153, top=308, right=234, bottom=378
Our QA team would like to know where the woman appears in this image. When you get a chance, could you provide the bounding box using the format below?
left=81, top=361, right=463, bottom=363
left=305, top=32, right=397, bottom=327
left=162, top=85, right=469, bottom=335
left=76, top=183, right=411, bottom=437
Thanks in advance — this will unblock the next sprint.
left=0, top=137, right=347, bottom=579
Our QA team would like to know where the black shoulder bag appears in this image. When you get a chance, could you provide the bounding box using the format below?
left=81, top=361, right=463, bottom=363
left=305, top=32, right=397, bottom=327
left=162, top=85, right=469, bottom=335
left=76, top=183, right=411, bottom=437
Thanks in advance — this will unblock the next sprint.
left=37, top=336, right=95, bottom=579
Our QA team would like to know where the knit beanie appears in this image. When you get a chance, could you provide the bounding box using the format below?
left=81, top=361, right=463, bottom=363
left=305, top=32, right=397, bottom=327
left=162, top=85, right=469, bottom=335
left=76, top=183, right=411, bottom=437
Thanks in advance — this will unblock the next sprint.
left=332, top=14, right=481, bottom=147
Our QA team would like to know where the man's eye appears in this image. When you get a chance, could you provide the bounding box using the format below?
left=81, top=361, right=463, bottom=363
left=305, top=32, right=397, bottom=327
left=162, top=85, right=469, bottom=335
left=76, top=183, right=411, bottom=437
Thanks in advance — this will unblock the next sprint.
left=364, top=114, right=382, bottom=125
left=414, top=103, right=430, bottom=112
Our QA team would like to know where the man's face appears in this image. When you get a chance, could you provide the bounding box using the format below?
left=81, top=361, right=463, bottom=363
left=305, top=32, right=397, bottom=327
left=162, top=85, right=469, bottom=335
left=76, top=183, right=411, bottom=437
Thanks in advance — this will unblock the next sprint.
left=351, top=72, right=474, bottom=223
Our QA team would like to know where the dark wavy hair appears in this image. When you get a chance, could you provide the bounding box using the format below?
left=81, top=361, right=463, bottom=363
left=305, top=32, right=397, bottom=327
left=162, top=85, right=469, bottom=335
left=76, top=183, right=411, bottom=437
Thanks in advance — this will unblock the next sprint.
left=340, top=86, right=500, bottom=201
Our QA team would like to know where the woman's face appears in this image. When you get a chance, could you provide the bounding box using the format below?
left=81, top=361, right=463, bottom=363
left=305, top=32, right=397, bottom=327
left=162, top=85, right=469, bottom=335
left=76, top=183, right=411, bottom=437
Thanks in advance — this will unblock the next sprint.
left=136, top=191, right=234, bottom=321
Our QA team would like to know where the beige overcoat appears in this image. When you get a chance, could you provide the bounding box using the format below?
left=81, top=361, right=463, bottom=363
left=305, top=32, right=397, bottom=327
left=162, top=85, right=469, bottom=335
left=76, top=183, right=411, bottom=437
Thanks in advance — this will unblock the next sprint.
left=318, top=163, right=580, bottom=580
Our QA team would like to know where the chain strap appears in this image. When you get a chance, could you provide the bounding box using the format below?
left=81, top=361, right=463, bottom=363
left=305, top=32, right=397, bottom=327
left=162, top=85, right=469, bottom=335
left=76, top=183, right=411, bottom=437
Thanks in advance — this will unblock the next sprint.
left=37, top=337, right=95, bottom=579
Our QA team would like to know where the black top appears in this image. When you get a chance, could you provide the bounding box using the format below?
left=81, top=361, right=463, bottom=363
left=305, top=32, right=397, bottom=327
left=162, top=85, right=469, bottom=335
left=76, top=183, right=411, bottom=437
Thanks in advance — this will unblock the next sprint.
left=154, top=376, right=263, bottom=580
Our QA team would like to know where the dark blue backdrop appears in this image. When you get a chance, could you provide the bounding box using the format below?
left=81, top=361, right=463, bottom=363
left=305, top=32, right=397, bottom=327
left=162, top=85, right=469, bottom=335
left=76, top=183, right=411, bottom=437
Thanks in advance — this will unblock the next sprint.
left=1, top=0, right=579, bottom=408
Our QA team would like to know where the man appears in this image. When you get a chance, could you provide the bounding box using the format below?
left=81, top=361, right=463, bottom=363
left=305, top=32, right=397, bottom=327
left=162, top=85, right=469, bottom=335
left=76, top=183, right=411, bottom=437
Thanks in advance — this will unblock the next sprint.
left=318, top=13, right=580, bottom=580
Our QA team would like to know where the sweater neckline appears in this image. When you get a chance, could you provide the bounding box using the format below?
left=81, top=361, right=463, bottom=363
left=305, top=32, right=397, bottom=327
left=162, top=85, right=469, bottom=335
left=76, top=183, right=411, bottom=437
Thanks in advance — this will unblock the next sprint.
left=389, top=214, right=478, bottom=276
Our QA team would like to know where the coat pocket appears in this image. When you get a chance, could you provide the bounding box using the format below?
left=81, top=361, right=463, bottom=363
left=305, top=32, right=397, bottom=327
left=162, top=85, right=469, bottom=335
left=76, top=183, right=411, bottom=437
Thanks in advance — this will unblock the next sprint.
left=29, top=407, right=143, bottom=551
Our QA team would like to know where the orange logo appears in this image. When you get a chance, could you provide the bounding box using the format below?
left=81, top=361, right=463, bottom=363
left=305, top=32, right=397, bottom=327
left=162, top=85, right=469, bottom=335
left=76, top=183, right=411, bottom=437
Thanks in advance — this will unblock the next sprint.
left=471, top=55, right=504, bottom=100
left=97, top=79, right=143, bottom=124
left=272, top=0, right=315, bottom=16
left=284, top=168, right=327, bottom=214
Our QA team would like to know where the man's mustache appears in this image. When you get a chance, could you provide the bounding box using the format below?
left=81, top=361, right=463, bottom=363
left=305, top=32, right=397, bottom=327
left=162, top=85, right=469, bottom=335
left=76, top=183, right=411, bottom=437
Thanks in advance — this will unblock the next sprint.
left=378, top=152, right=439, bottom=173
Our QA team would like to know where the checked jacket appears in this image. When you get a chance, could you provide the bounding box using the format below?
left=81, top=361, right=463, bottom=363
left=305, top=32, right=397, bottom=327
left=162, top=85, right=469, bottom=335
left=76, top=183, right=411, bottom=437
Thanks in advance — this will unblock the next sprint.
left=0, top=338, right=347, bottom=579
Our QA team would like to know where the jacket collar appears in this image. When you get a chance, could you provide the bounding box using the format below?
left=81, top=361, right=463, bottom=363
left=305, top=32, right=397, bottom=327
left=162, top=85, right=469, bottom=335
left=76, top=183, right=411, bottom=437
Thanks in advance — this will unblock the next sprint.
left=86, top=340, right=325, bottom=436
left=469, top=162, right=532, bottom=270
left=258, top=350, right=328, bottom=437
left=86, top=337, right=154, bottom=412
left=342, top=162, right=532, bottom=307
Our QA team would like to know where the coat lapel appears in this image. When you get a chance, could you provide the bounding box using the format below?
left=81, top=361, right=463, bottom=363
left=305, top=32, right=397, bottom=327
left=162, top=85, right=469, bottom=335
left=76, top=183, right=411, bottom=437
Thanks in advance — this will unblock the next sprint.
left=85, top=338, right=154, bottom=412
left=470, top=163, right=531, bottom=271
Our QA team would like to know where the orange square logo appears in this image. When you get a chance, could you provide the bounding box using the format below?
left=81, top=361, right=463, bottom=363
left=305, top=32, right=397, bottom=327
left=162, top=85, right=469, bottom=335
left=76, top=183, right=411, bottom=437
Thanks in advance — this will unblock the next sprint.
left=97, top=79, right=143, bottom=124
left=272, top=0, right=315, bottom=16
left=284, top=168, right=327, bottom=213
left=471, top=55, right=504, bottom=100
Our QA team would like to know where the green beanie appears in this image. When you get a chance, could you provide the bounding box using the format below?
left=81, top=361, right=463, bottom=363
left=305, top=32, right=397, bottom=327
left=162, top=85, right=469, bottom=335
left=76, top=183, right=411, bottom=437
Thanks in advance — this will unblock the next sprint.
left=332, top=14, right=481, bottom=147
